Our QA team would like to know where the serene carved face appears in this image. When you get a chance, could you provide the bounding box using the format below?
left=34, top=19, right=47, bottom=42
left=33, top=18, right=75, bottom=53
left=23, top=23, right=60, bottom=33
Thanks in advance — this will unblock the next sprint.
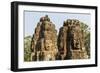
left=67, top=20, right=74, bottom=30
left=45, top=40, right=53, bottom=51
left=74, top=39, right=80, bottom=49
left=67, top=19, right=80, bottom=35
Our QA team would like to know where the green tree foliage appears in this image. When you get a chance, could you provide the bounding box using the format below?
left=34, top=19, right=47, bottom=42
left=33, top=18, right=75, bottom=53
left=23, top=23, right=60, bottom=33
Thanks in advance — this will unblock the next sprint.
left=24, top=36, right=32, bottom=61
left=80, top=22, right=90, bottom=58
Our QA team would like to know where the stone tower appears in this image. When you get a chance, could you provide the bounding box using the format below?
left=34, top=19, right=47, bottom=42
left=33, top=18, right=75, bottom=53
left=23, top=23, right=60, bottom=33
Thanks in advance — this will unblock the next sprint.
left=58, top=19, right=88, bottom=59
left=30, top=15, right=58, bottom=61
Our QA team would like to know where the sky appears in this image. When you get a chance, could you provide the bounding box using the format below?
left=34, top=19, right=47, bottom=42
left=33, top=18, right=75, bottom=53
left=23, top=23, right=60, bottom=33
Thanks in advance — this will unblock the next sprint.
left=24, top=11, right=91, bottom=37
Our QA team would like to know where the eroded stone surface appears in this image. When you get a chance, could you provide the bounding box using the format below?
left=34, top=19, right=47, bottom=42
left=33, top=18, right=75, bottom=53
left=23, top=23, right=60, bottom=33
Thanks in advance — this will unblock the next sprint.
left=30, top=16, right=88, bottom=61
left=58, top=19, right=88, bottom=59
left=30, top=15, right=58, bottom=61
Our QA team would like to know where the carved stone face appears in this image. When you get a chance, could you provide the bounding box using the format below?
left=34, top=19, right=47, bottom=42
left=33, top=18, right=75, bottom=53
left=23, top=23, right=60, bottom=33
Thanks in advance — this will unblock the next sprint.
left=45, top=40, right=53, bottom=51
left=67, top=20, right=75, bottom=33
left=42, top=21, right=51, bottom=31
left=74, top=39, right=80, bottom=49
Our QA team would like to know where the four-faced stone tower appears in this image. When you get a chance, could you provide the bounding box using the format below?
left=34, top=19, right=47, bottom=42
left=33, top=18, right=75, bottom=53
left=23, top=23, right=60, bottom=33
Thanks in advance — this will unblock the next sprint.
left=58, top=19, right=88, bottom=59
left=30, top=15, right=58, bottom=61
